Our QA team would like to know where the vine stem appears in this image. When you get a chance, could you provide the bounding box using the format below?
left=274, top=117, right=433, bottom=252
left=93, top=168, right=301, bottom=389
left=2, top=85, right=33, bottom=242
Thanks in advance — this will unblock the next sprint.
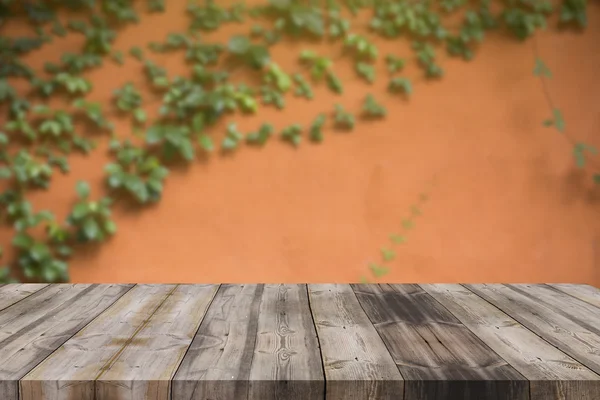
left=532, top=35, right=600, bottom=171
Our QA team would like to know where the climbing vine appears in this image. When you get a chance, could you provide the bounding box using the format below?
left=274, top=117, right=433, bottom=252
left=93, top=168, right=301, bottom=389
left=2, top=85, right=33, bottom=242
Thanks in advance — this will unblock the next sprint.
left=361, top=176, right=437, bottom=283
left=0, top=0, right=595, bottom=283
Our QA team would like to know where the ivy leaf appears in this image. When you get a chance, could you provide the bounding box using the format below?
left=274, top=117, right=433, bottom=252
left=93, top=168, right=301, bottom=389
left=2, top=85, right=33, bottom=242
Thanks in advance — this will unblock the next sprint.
left=411, top=205, right=422, bottom=216
left=533, top=58, right=552, bottom=78
left=359, top=275, right=371, bottom=284
left=198, top=134, right=214, bottom=152
left=246, top=123, right=273, bottom=145
left=390, top=234, right=406, bottom=244
left=228, top=35, right=251, bottom=54
left=146, top=125, right=164, bottom=144
left=76, top=181, right=91, bottom=199
left=594, top=174, right=600, bottom=185
left=0, top=167, right=12, bottom=179
left=30, top=242, right=50, bottom=262
left=222, top=136, right=238, bottom=151
left=381, top=248, right=396, bottom=262
left=179, top=139, right=195, bottom=161
left=192, top=114, right=205, bottom=133
left=325, top=71, right=343, bottom=94
left=83, top=218, right=100, bottom=240
left=71, top=203, right=89, bottom=220
left=133, top=108, right=147, bottom=124
left=545, top=108, right=565, bottom=133
left=362, top=94, right=386, bottom=118
left=573, top=143, right=598, bottom=168
left=402, top=219, right=414, bottom=230
left=104, top=220, right=117, bottom=235
left=369, top=263, right=389, bottom=278
left=388, top=77, right=412, bottom=96
left=553, top=108, right=565, bottom=132
left=309, top=114, right=326, bottom=142
left=355, top=62, right=375, bottom=83
left=12, top=233, right=33, bottom=249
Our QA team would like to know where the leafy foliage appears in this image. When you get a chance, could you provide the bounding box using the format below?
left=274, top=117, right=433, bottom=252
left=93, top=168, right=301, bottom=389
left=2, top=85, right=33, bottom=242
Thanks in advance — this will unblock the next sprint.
left=0, top=0, right=595, bottom=283
left=105, top=140, right=169, bottom=203
left=68, top=181, right=116, bottom=243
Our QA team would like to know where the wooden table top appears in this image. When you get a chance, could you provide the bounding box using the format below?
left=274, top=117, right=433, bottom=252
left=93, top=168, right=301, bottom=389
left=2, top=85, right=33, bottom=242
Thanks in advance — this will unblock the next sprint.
left=1, top=283, right=600, bottom=400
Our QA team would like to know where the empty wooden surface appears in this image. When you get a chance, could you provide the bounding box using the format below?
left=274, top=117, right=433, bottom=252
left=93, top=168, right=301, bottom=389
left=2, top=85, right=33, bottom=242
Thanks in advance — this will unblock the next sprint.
left=0, top=283, right=599, bottom=400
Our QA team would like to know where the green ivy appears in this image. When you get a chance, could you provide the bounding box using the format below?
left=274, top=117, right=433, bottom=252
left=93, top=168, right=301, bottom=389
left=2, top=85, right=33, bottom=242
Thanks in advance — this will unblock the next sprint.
left=0, top=0, right=595, bottom=283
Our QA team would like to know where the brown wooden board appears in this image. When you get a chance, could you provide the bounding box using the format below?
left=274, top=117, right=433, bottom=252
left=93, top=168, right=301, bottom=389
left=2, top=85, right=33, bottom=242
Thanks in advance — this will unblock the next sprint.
left=0, top=284, right=49, bottom=311
left=549, top=284, right=600, bottom=309
left=20, top=284, right=218, bottom=400
left=465, top=284, right=600, bottom=376
left=421, top=283, right=600, bottom=400
left=0, top=284, right=597, bottom=400
left=308, top=284, right=404, bottom=399
left=173, top=284, right=325, bottom=400
left=351, top=284, right=529, bottom=400
left=0, top=284, right=133, bottom=400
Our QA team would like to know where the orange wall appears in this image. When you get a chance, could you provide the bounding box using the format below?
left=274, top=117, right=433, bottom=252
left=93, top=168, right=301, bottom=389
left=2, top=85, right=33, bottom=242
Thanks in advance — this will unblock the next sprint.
left=3, top=1, right=600, bottom=284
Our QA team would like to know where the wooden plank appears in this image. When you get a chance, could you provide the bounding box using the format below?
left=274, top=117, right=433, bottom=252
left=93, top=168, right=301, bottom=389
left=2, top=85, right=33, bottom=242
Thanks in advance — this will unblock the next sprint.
left=0, top=284, right=133, bottom=400
left=421, top=284, right=600, bottom=400
left=506, top=285, right=600, bottom=329
left=172, top=284, right=265, bottom=399
left=549, top=284, right=600, bottom=309
left=465, top=284, right=600, bottom=376
left=20, top=283, right=217, bottom=400
left=307, top=284, right=404, bottom=400
left=248, top=284, right=324, bottom=399
left=0, top=284, right=49, bottom=311
left=173, top=284, right=325, bottom=400
left=351, top=284, right=529, bottom=400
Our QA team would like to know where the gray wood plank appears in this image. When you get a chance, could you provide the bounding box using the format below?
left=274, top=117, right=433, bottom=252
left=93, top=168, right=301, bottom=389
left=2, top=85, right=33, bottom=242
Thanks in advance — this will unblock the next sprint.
left=20, top=284, right=201, bottom=400
left=0, top=284, right=133, bottom=400
left=465, top=284, right=600, bottom=376
left=421, top=284, right=600, bottom=400
left=173, top=284, right=325, bottom=400
left=351, top=284, right=529, bottom=400
left=172, top=284, right=265, bottom=399
left=0, top=284, right=49, bottom=311
left=248, top=284, right=324, bottom=399
left=307, top=284, right=404, bottom=400
left=549, top=284, right=600, bottom=309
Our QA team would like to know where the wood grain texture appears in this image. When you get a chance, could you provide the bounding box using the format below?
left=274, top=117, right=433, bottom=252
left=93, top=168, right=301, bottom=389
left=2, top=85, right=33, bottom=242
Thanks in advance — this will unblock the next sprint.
left=172, top=284, right=265, bottom=400
left=0, top=283, right=596, bottom=400
left=421, top=283, right=600, bottom=400
left=173, top=284, right=324, bottom=400
left=248, top=284, right=324, bottom=399
left=307, top=284, right=404, bottom=400
left=93, top=284, right=218, bottom=400
left=465, top=284, right=600, bottom=376
left=0, top=284, right=49, bottom=311
left=20, top=284, right=191, bottom=400
left=0, top=284, right=133, bottom=400
left=351, top=284, right=529, bottom=400
left=549, top=284, right=600, bottom=309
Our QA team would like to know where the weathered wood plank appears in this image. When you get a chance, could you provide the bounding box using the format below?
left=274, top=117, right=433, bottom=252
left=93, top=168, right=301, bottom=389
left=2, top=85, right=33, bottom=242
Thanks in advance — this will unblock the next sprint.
left=172, top=284, right=265, bottom=399
left=421, top=283, right=600, bottom=400
left=0, top=284, right=133, bottom=400
left=248, top=284, right=324, bottom=399
left=0, top=284, right=49, bottom=311
left=307, top=284, right=404, bottom=400
left=465, top=284, right=600, bottom=376
left=351, top=284, right=529, bottom=400
left=173, top=284, right=325, bottom=400
left=549, top=284, right=600, bottom=309
left=20, top=284, right=217, bottom=400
